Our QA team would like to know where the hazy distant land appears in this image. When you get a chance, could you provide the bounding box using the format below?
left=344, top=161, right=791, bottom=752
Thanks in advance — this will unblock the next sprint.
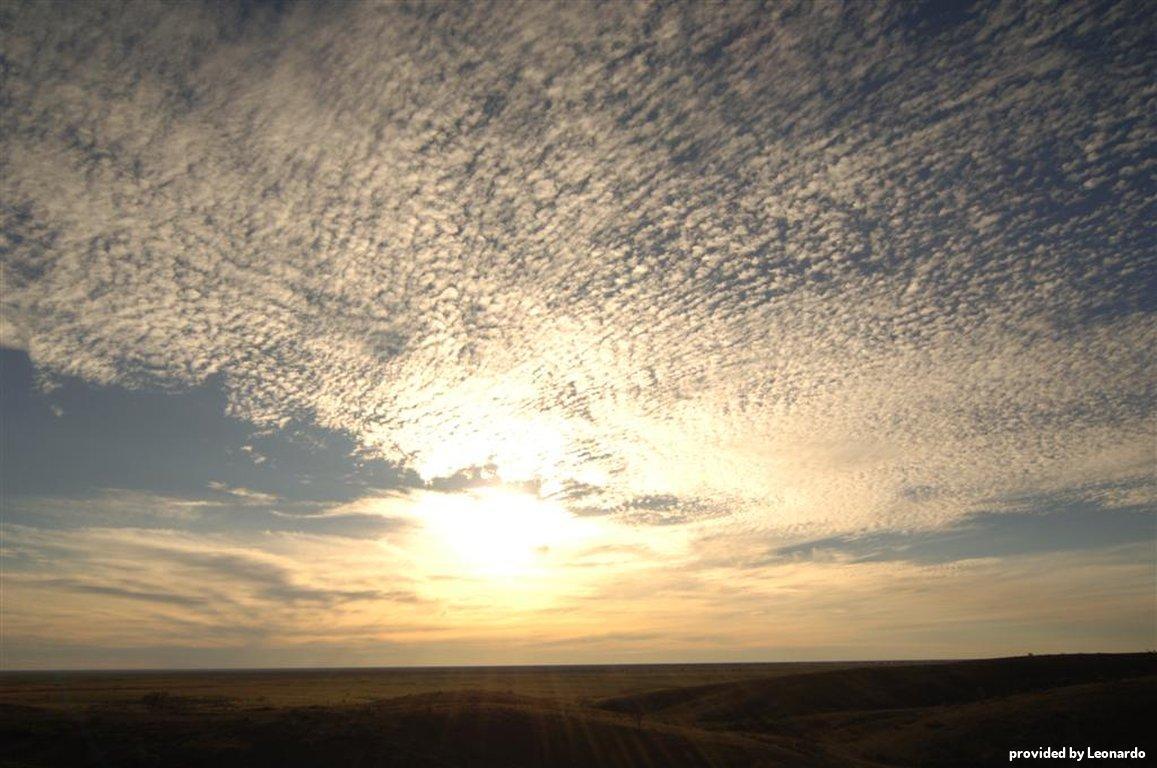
left=2, top=653, right=1153, bottom=767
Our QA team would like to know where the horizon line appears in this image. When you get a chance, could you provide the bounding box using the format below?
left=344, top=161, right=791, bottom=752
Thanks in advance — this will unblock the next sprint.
left=4, top=650, right=1154, bottom=675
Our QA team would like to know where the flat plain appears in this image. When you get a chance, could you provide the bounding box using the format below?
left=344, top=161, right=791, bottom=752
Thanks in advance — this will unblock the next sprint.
left=1, top=653, right=1153, bottom=767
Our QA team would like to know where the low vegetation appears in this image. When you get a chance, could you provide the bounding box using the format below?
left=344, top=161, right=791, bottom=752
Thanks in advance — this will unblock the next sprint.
left=1, top=654, right=1152, bottom=767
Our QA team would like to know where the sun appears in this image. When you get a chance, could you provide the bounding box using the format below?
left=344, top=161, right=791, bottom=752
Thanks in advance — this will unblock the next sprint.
left=411, top=485, right=588, bottom=579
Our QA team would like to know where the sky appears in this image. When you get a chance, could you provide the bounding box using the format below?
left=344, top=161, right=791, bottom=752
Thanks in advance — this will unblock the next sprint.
left=0, top=0, right=1154, bottom=669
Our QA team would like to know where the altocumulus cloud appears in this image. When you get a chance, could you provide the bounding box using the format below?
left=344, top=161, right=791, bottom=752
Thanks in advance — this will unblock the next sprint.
left=1, top=0, right=1154, bottom=539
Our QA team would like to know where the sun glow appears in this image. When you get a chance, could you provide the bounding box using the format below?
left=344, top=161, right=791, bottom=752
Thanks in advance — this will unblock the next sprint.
left=410, top=485, right=592, bottom=579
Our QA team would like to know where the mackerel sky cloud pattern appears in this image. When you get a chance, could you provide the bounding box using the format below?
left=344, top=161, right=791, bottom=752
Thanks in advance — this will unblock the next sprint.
left=0, top=1, right=1154, bottom=664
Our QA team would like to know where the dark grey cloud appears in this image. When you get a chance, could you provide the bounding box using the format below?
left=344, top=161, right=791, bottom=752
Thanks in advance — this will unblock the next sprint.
left=156, top=548, right=421, bottom=606
left=571, top=493, right=731, bottom=527
left=26, top=578, right=211, bottom=608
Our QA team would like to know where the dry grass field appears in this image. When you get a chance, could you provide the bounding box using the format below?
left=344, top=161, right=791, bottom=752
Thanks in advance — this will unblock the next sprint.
left=1, top=654, right=1153, bottom=767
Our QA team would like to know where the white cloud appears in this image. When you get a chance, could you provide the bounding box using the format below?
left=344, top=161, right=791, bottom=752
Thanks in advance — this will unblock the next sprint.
left=1, top=0, right=1152, bottom=543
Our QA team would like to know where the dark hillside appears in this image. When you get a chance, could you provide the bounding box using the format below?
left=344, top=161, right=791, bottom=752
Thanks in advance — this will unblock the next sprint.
left=595, top=653, right=1157, bottom=728
left=2, top=655, right=1152, bottom=767
left=0, top=689, right=872, bottom=768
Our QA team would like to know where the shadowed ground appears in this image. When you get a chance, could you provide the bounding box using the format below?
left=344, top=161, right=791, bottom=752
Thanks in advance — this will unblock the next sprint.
left=1, top=654, right=1153, bottom=767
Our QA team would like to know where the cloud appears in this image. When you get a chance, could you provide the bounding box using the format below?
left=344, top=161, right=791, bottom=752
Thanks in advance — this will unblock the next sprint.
left=1, top=0, right=1153, bottom=542
left=155, top=548, right=421, bottom=606
left=765, top=499, right=1157, bottom=567
left=207, top=481, right=279, bottom=505
left=4, top=519, right=1151, bottom=665
left=21, top=578, right=211, bottom=608
left=1, top=488, right=408, bottom=539
left=0, top=524, right=427, bottom=651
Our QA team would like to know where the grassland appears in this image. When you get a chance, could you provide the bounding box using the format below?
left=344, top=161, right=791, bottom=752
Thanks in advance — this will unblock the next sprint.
left=1, top=653, right=1153, bottom=766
